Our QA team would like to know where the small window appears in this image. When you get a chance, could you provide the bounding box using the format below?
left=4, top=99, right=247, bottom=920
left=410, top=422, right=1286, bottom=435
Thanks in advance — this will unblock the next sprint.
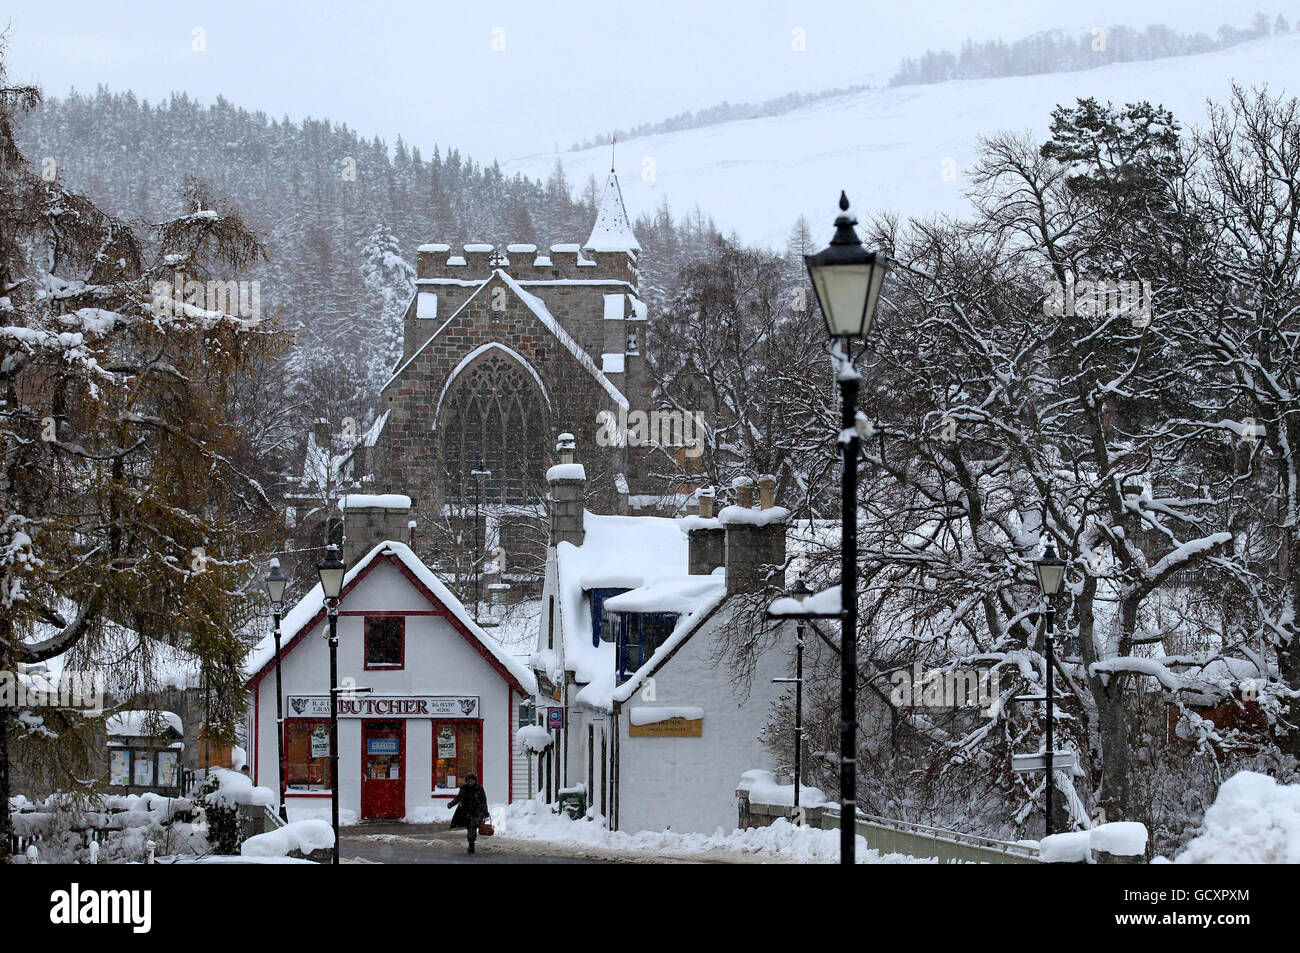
left=617, top=612, right=679, bottom=683
left=285, top=720, right=333, bottom=791
left=590, top=588, right=630, bottom=646
left=365, top=617, right=405, bottom=669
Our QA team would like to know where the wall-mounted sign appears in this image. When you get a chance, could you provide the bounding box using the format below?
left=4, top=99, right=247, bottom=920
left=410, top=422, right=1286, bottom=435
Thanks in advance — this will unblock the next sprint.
left=287, top=695, right=480, bottom=719
left=629, top=717, right=703, bottom=738
left=546, top=707, right=565, bottom=729
left=367, top=738, right=400, bottom=755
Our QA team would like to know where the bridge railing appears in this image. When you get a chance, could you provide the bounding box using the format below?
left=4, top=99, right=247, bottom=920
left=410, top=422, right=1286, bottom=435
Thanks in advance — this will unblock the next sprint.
left=820, top=807, right=1040, bottom=864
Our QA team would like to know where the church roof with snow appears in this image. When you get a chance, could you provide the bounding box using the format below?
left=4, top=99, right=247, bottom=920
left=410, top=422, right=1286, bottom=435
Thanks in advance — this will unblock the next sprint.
left=584, top=171, right=640, bottom=254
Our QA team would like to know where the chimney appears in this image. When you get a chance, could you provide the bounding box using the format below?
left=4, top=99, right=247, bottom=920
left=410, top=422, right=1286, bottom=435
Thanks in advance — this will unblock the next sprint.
left=340, top=493, right=412, bottom=567
left=313, top=418, right=331, bottom=448
left=548, top=433, right=586, bottom=548
left=720, top=479, right=787, bottom=594
left=687, top=487, right=724, bottom=576
left=757, top=474, right=776, bottom=509
left=408, top=519, right=418, bottom=550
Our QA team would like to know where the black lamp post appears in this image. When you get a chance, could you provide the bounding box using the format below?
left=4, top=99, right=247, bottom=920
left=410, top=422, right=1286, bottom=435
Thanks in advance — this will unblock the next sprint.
left=317, top=543, right=346, bottom=865
left=264, top=559, right=289, bottom=823
left=804, top=192, right=889, bottom=865
left=1033, top=540, right=1067, bottom=836
left=771, top=579, right=811, bottom=816
left=470, top=468, right=492, bottom=623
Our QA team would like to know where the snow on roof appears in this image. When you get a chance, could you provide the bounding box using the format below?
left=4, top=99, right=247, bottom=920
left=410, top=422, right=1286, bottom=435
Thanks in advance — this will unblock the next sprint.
left=417, top=243, right=451, bottom=253
left=493, top=270, right=629, bottom=410
left=603, top=293, right=625, bottom=320
left=339, top=493, right=411, bottom=510
left=384, top=272, right=628, bottom=411
left=585, top=172, right=641, bottom=254
left=106, top=710, right=183, bottom=738
left=245, top=540, right=537, bottom=695
left=506, top=243, right=537, bottom=253
left=603, top=576, right=725, bottom=615
left=552, top=512, right=688, bottom=689
left=464, top=243, right=494, bottom=253
left=361, top=410, right=389, bottom=448
left=447, top=256, right=467, bottom=266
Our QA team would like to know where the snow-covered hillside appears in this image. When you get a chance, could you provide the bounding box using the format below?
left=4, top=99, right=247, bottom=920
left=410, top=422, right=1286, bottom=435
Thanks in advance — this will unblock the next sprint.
left=504, top=34, right=1300, bottom=248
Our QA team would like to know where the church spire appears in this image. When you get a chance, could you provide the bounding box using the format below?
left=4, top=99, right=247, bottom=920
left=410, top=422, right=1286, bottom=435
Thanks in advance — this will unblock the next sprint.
left=584, top=161, right=640, bottom=255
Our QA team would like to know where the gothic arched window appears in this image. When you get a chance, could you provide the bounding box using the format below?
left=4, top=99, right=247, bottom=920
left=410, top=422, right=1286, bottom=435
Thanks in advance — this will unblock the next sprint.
left=440, top=354, right=546, bottom=504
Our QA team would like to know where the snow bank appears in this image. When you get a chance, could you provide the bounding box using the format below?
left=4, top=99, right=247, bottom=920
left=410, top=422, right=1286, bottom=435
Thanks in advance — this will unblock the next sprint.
left=497, top=798, right=922, bottom=863
left=1039, top=822, right=1148, bottom=863
left=207, top=767, right=276, bottom=808
left=1175, top=771, right=1300, bottom=864
left=240, top=819, right=336, bottom=858
left=736, top=769, right=830, bottom=808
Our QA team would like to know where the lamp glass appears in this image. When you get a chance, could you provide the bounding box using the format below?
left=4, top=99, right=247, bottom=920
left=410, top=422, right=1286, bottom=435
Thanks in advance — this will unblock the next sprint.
left=1034, top=547, right=1067, bottom=597
left=265, top=564, right=287, bottom=604
left=317, top=546, right=346, bottom=600
left=808, top=261, right=873, bottom=338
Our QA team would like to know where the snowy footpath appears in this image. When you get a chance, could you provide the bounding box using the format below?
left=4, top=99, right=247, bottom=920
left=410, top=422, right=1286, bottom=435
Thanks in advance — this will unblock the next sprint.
left=484, top=798, right=928, bottom=864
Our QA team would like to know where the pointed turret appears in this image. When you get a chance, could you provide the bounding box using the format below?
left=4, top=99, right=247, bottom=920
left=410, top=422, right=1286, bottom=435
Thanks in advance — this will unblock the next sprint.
left=584, top=170, right=640, bottom=256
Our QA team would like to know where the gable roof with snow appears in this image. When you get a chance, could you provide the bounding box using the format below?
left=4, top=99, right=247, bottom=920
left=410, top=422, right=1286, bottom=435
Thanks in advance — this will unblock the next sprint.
left=585, top=171, right=640, bottom=254
left=245, top=539, right=536, bottom=696
left=381, top=269, right=628, bottom=410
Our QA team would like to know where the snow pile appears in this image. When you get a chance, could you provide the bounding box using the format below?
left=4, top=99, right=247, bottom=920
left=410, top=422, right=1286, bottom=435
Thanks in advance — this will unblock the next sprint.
left=769, top=584, right=841, bottom=617
left=241, top=819, right=335, bottom=858
left=339, top=494, right=411, bottom=509
left=629, top=706, right=704, bottom=726
left=1175, top=771, right=1300, bottom=864
left=206, top=767, right=276, bottom=809
left=717, top=505, right=789, bottom=526
left=516, top=724, right=553, bottom=753
left=1039, top=822, right=1148, bottom=863
left=736, top=769, right=831, bottom=809
left=497, top=798, right=922, bottom=863
left=604, top=577, right=724, bottom=614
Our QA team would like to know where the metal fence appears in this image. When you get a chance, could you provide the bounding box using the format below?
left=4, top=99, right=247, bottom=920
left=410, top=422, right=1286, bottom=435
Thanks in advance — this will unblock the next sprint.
left=821, top=808, right=1040, bottom=864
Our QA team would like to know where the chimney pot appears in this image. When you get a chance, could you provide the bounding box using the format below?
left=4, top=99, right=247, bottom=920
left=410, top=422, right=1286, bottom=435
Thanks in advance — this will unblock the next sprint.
left=733, top=476, right=754, bottom=509
left=758, top=474, right=776, bottom=510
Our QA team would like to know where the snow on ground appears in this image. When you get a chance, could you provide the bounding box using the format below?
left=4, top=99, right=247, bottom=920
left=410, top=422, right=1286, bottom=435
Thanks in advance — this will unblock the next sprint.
left=1173, top=771, right=1300, bottom=864
left=241, top=819, right=335, bottom=857
left=490, top=797, right=927, bottom=864
left=504, top=33, right=1300, bottom=248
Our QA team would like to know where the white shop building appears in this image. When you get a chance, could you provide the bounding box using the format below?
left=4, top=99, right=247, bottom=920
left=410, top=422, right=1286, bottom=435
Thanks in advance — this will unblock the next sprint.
left=244, top=540, right=536, bottom=822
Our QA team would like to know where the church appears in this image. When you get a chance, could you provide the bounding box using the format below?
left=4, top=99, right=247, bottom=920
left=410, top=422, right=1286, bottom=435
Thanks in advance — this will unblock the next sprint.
left=308, top=168, right=699, bottom=591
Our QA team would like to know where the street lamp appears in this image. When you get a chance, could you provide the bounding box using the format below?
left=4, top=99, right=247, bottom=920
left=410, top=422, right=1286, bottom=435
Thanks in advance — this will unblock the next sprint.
left=317, top=543, right=346, bottom=865
left=1033, top=540, right=1067, bottom=836
left=264, top=559, right=289, bottom=823
left=470, top=468, right=492, bottom=623
left=771, top=579, right=810, bottom=816
left=803, top=192, right=889, bottom=865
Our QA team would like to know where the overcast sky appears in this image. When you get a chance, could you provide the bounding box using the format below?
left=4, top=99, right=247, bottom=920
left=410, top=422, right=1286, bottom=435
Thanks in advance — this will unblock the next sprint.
left=3, top=0, right=1255, bottom=163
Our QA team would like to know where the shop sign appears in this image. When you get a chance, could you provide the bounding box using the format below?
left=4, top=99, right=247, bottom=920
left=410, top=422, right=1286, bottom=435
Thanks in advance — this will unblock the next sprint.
left=288, top=695, right=480, bottom=719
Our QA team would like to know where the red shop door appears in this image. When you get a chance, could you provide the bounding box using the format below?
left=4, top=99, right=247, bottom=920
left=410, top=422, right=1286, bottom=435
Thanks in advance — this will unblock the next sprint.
left=360, top=721, right=405, bottom=819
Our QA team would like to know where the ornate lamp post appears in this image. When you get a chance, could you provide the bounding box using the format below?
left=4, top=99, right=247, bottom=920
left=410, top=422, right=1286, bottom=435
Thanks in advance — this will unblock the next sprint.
left=803, top=192, right=889, bottom=864
left=1033, top=540, right=1067, bottom=836
left=264, top=559, right=289, bottom=822
left=317, top=544, right=346, bottom=865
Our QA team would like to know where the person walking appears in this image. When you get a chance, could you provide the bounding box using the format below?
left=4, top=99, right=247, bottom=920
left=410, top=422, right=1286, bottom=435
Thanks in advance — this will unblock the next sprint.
left=448, top=773, right=490, bottom=854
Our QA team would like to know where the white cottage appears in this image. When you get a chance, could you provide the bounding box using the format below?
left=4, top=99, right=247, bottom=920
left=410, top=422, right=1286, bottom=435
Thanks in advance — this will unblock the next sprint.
left=532, top=460, right=796, bottom=834
left=245, top=540, right=536, bottom=822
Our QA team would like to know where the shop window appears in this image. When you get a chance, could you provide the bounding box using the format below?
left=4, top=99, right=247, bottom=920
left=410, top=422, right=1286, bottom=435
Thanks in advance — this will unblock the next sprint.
left=432, top=721, right=482, bottom=794
left=285, top=720, right=333, bottom=791
left=616, top=612, right=679, bottom=683
left=365, top=617, right=404, bottom=669
left=590, top=588, right=630, bottom=646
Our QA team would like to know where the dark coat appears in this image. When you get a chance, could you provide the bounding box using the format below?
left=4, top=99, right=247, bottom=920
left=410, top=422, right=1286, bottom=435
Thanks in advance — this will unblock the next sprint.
left=448, top=782, right=489, bottom=829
